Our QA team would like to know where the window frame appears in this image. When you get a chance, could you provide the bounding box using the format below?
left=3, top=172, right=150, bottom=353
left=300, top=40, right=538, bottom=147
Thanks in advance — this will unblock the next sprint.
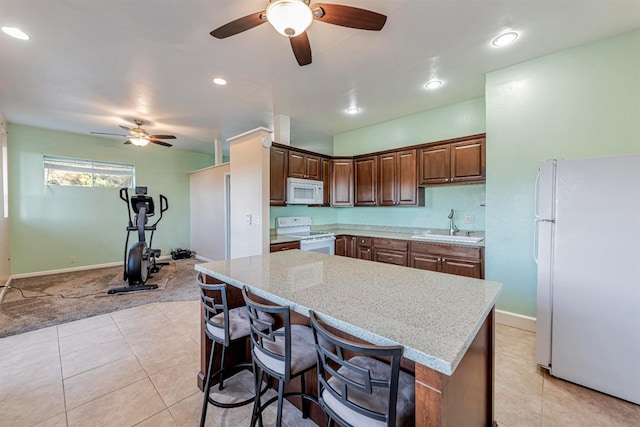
left=43, top=155, right=135, bottom=188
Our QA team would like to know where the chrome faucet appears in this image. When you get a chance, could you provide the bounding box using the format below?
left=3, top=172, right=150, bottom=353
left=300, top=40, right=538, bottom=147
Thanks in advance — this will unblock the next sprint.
left=448, top=209, right=458, bottom=235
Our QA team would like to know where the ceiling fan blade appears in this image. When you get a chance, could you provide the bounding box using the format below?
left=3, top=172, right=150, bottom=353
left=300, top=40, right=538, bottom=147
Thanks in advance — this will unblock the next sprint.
left=124, top=140, right=132, bottom=145
left=150, top=134, right=176, bottom=140
left=312, top=3, right=387, bottom=30
left=91, top=132, right=127, bottom=137
left=119, top=125, right=132, bottom=132
left=210, top=11, right=267, bottom=39
left=150, top=139, right=173, bottom=147
left=290, top=32, right=312, bottom=66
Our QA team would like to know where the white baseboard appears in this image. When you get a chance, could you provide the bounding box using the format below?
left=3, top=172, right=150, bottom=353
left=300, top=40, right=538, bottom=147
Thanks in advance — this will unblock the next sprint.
left=194, top=255, right=214, bottom=262
left=10, top=256, right=174, bottom=280
left=496, top=309, right=536, bottom=332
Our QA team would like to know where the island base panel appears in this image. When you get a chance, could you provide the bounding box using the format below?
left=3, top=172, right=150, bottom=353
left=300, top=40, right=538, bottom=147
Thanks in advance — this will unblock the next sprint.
left=415, top=309, right=495, bottom=427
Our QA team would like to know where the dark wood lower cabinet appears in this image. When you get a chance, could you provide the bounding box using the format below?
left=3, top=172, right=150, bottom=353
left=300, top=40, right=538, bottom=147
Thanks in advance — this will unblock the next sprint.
left=373, top=250, right=408, bottom=266
left=372, top=237, right=409, bottom=267
left=334, top=235, right=355, bottom=257
left=333, top=235, right=484, bottom=279
left=355, top=237, right=372, bottom=260
left=270, top=241, right=301, bottom=252
left=410, top=240, right=484, bottom=279
left=409, top=253, right=440, bottom=272
left=441, top=258, right=483, bottom=278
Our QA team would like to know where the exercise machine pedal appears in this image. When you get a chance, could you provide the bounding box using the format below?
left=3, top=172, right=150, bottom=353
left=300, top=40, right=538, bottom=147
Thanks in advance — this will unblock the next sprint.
left=107, top=284, right=158, bottom=294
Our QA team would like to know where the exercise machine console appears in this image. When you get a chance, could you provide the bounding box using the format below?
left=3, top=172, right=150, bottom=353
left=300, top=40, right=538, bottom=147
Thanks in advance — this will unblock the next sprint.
left=108, top=186, right=169, bottom=294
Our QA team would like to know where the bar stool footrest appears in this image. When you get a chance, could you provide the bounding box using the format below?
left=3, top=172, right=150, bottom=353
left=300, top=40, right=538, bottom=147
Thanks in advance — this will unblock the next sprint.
left=207, top=363, right=269, bottom=409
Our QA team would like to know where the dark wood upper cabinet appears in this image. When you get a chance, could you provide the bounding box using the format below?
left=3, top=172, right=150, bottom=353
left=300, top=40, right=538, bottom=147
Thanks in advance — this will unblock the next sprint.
left=355, top=156, right=378, bottom=206
left=270, top=146, right=288, bottom=206
left=419, top=144, right=451, bottom=185
left=377, top=153, right=396, bottom=206
left=289, top=151, right=321, bottom=180
left=321, top=158, right=331, bottom=206
left=450, top=138, right=485, bottom=183
left=331, top=158, right=354, bottom=207
left=398, top=150, right=420, bottom=205
left=419, top=136, right=486, bottom=186
left=378, top=149, right=420, bottom=206
left=270, top=134, right=484, bottom=206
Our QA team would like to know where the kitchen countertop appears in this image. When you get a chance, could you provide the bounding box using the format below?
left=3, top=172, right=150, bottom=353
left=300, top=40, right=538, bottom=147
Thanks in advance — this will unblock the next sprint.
left=195, top=250, right=502, bottom=375
left=271, top=225, right=485, bottom=247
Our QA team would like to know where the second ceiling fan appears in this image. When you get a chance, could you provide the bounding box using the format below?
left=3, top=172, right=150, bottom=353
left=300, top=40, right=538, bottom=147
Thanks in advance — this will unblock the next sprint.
left=91, top=120, right=176, bottom=147
left=210, top=0, right=387, bottom=66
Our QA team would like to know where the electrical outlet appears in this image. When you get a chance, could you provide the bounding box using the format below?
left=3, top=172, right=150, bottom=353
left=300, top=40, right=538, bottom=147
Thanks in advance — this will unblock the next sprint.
left=465, top=215, right=475, bottom=224
left=70, top=256, right=76, bottom=264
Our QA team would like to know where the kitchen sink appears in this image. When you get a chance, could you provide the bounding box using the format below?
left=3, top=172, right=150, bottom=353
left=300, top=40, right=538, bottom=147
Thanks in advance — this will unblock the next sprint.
left=410, top=234, right=484, bottom=243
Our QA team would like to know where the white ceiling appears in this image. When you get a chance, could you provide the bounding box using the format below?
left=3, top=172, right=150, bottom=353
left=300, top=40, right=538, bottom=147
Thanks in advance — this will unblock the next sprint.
left=1, top=0, right=639, bottom=156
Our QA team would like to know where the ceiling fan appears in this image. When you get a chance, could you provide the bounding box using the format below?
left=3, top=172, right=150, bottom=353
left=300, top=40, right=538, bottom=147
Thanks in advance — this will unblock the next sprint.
left=91, top=119, right=176, bottom=147
left=210, top=0, right=387, bottom=66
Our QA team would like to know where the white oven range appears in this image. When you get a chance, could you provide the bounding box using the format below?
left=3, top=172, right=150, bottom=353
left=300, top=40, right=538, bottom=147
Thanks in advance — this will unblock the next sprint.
left=275, top=216, right=335, bottom=255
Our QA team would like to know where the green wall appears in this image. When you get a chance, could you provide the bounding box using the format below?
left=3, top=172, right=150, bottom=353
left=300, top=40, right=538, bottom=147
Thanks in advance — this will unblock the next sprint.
left=333, top=98, right=486, bottom=156
left=485, top=29, right=640, bottom=317
left=8, top=124, right=214, bottom=274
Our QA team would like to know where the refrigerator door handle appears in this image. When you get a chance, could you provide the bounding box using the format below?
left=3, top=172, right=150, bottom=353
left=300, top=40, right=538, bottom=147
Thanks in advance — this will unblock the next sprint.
left=534, top=219, right=539, bottom=264
left=534, top=170, right=541, bottom=219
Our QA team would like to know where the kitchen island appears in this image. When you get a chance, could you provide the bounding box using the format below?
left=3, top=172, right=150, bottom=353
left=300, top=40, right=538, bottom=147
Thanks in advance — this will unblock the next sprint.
left=196, top=250, right=503, bottom=426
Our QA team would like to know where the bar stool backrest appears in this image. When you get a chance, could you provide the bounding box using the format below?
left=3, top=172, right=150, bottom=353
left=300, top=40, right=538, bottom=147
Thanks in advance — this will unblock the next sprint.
left=197, top=272, right=231, bottom=346
left=310, top=310, right=405, bottom=427
left=242, top=286, right=294, bottom=382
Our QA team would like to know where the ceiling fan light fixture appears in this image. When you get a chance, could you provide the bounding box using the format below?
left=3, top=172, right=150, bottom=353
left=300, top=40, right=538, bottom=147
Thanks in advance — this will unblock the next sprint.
left=130, top=137, right=149, bottom=147
left=266, top=0, right=313, bottom=37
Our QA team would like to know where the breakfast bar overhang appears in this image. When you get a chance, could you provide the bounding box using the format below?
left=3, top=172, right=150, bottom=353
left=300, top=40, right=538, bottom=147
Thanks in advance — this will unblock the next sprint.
left=195, top=250, right=503, bottom=427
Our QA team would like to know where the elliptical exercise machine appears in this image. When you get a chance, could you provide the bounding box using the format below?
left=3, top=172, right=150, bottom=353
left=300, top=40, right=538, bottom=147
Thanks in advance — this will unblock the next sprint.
left=108, top=186, right=169, bottom=295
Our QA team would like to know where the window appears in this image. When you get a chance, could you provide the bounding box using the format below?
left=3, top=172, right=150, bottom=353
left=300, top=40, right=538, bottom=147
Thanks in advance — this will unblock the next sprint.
left=43, top=155, right=135, bottom=188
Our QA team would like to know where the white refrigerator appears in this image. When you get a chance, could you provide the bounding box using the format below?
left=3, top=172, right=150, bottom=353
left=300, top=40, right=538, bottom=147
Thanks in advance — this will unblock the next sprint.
left=534, top=154, right=640, bottom=405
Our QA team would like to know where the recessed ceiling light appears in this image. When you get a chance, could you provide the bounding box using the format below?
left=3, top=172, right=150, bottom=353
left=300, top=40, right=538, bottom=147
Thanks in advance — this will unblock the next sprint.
left=212, top=77, right=227, bottom=86
left=1, top=26, right=30, bottom=40
left=424, top=80, right=443, bottom=90
left=345, top=107, right=360, bottom=115
left=492, top=31, right=519, bottom=47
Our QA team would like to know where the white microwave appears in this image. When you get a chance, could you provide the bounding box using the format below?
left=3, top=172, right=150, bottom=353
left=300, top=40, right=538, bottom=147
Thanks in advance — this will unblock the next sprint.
left=287, top=178, right=324, bottom=205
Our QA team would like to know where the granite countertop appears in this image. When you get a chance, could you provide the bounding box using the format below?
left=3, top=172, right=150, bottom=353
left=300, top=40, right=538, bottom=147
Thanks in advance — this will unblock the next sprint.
left=270, top=224, right=485, bottom=247
left=195, top=250, right=502, bottom=375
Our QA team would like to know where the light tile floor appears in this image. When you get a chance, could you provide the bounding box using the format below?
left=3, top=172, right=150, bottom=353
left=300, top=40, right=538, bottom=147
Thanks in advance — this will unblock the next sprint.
left=1, top=301, right=638, bottom=426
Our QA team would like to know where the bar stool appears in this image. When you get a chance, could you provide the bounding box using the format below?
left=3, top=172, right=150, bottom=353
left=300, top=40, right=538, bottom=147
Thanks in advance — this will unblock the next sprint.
left=242, top=286, right=319, bottom=427
left=309, top=310, right=416, bottom=427
left=197, top=274, right=273, bottom=427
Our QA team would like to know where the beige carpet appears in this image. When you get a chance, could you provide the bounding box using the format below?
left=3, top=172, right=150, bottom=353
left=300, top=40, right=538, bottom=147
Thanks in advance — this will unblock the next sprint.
left=0, top=258, right=201, bottom=338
